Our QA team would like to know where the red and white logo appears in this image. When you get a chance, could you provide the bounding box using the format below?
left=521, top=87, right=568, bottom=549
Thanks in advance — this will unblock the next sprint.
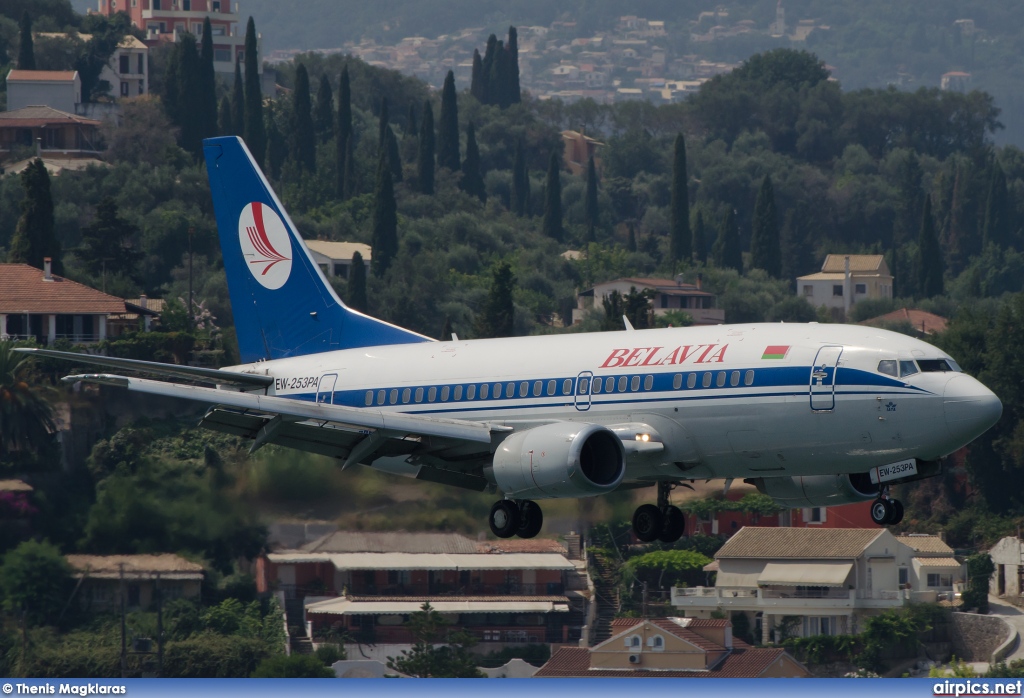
left=238, top=202, right=292, bottom=289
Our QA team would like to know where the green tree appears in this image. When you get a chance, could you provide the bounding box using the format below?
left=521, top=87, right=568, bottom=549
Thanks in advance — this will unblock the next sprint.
left=292, top=63, right=316, bottom=173
left=347, top=251, right=367, bottom=312
left=712, top=208, right=742, bottom=273
left=918, top=194, right=944, bottom=298
left=231, top=58, right=245, bottom=135
left=173, top=33, right=202, bottom=156
left=371, top=151, right=398, bottom=278
left=893, top=150, right=924, bottom=246
left=0, top=341, right=55, bottom=461
left=511, top=138, right=529, bottom=216
left=692, top=208, right=707, bottom=265
left=265, top=110, right=286, bottom=180
left=251, top=654, right=334, bottom=678
left=506, top=26, right=521, bottom=105
left=78, top=197, right=142, bottom=281
left=198, top=17, right=217, bottom=145
left=243, top=17, right=265, bottom=169
left=385, top=124, right=403, bottom=182
left=479, top=34, right=497, bottom=105
left=73, top=14, right=131, bottom=104
left=377, top=96, right=390, bottom=150
left=386, top=603, right=484, bottom=678
left=584, top=155, right=599, bottom=242
left=314, top=73, right=334, bottom=143
left=542, top=151, right=563, bottom=242
left=8, top=159, right=61, bottom=274
left=983, top=159, right=1012, bottom=249
left=218, top=96, right=233, bottom=136
left=470, top=48, right=483, bottom=101
left=750, top=174, right=781, bottom=277
left=0, top=539, right=72, bottom=626
left=17, top=11, right=33, bottom=70
left=436, top=70, right=460, bottom=171
left=963, top=553, right=995, bottom=613
left=336, top=66, right=352, bottom=199
left=416, top=100, right=435, bottom=195
left=623, top=549, right=713, bottom=588
left=475, top=262, right=515, bottom=338
left=780, top=204, right=815, bottom=284
left=460, top=122, right=485, bottom=203
left=669, top=133, right=691, bottom=265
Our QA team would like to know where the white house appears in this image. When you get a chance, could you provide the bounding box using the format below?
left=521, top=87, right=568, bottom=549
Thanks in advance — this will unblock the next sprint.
left=574, top=276, right=724, bottom=326
left=990, top=536, right=1024, bottom=599
left=796, top=254, right=893, bottom=315
left=304, top=241, right=372, bottom=280
left=6, top=70, right=81, bottom=113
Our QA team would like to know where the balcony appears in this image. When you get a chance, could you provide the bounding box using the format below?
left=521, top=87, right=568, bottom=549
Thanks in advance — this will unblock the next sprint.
left=671, top=586, right=912, bottom=610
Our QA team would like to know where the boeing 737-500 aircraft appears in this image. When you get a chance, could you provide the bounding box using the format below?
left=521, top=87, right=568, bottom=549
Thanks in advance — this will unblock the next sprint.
left=20, top=136, right=1004, bottom=542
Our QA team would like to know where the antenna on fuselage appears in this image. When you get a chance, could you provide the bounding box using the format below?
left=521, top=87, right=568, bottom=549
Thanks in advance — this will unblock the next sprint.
left=623, top=316, right=635, bottom=331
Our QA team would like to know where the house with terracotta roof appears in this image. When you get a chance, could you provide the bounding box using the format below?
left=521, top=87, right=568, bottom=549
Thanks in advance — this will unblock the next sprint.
left=861, top=307, right=948, bottom=337
left=6, top=70, right=81, bottom=113
left=797, top=254, right=893, bottom=316
left=534, top=617, right=809, bottom=677
left=574, top=276, right=724, bottom=325
left=0, top=105, right=102, bottom=157
left=304, top=241, right=372, bottom=280
left=671, top=527, right=963, bottom=643
left=65, top=553, right=204, bottom=611
left=0, top=261, right=144, bottom=344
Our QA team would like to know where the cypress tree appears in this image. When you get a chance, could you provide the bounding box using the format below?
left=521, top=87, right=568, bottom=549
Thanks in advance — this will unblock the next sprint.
left=542, top=151, right=564, bottom=242
left=343, top=134, right=356, bottom=199
left=780, top=204, right=815, bottom=285
left=983, top=159, right=1011, bottom=248
left=385, top=125, right=403, bottom=182
left=692, top=209, right=707, bottom=265
left=492, top=40, right=509, bottom=109
left=176, top=34, right=203, bottom=156
left=475, top=262, right=516, bottom=338
left=406, top=103, right=417, bottom=137
left=199, top=17, right=218, bottom=144
left=712, top=208, right=742, bottom=273
left=348, top=251, right=368, bottom=312
left=507, top=26, right=521, bottom=105
left=511, top=138, right=528, bottom=216
left=918, top=194, right=944, bottom=297
left=266, top=110, right=286, bottom=180
left=314, top=74, right=334, bottom=143
left=437, top=71, right=460, bottom=171
left=894, top=151, right=923, bottom=246
left=480, top=34, right=497, bottom=105
left=377, top=96, right=390, bottom=150
left=292, top=64, right=316, bottom=173
left=470, top=49, right=484, bottom=101
left=416, top=100, right=435, bottom=195
left=218, top=96, right=232, bottom=136
left=371, top=151, right=398, bottom=278
left=78, top=198, right=141, bottom=279
left=243, top=17, right=266, bottom=168
left=669, top=133, right=691, bottom=264
left=231, top=58, right=245, bottom=135
left=627, top=222, right=637, bottom=252
left=460, top=122, right=485, bottom=203
left=584, top=155, right=599, bottom=242
left=17, top=12, right=34, bottom=70
left=336, top=66, right=352, bottom=199
left=750, top=174, right=781, bottom=277
left=8, top=160, right=61, bottom=274
left=163, top=44, right=181, bottom=126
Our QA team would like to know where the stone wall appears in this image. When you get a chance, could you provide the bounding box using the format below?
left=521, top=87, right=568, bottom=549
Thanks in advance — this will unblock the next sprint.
left=951, top=613, right=1011, bottom=662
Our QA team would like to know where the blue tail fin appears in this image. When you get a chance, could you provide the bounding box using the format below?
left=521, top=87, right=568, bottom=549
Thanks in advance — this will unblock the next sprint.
left=203, top=136, right=431, bottom=363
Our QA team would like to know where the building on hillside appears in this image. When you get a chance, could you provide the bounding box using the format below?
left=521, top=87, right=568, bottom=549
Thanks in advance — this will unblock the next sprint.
left=534, top=617, right=810, bottom=677
left=681, top=490, right=877, bottom=539
left=0, top=260, right=148, bottom=344
left=796, top=254, right=893, bottom=316
left=6, top=70, right=81, bottom=113
left=0, top=106, right=103, bottom=158
left=35, top=34, right=149, bottom=100
left=574, top=277, right=724, bottom=325
left=671, top=527, right=963, bottom=642
left=304, top=241, right=372, bottom=280
left=94, top=0, right=260, bottom=78
left=989, top=536, right=1024, bottom=599
left=941, top=72, right=971, bottom=92
left=561, top=130, right=603, bottom=176
left=860, top=307, right=948, bottom=337
left=66, top=554, right=204, bottom=611
left=107, top=296, right=164, bottom=334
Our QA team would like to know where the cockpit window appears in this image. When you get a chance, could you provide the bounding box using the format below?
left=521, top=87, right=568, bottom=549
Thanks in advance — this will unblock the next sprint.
left=918, top=359, right=955, bottom=372
left=899, top=360, right=919, bottom=377
left=877, top=360, right=897, bottom=377
left=948, top=360, right=963, bottom=372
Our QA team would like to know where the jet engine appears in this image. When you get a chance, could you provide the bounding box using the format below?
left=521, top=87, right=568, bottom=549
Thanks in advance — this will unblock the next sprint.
left=488, top=422, right=625, bottom=499
left=747, top=473, right=878, bottom=509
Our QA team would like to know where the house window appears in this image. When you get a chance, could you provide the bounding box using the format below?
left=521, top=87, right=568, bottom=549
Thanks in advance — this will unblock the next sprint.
left=153, top=0, right=160, bottom=9
left=213, top=0, right=221, bottom=9
left=214, top=49, right=231, bottom=62
left=802, top=507, right=826, bottom=523
left=660, top=295, right=668, bottom=308
left=624, top=635, right=641, bottom=648
left=927, top=573, right=953, bottom=587
left=803, top=285, right=813, bottom=297
left=855, top=283, right=867, bottom=294
left=182, top=0, right=191, bottom=10
left=647, top=635, right=664, bottom=650
left=121, top=82, right=130, bottom=96
left=138, top=54, right=144, bottom=74
left=899, top=568, right=909, bottom=586
left=334, top=263, right=348, bottom=278
left=832, top=285, right=843, bottom=297
left=120, top=55, right=130, bottom=74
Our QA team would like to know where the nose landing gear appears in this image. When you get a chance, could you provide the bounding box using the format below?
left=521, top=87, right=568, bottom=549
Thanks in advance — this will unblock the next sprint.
left=489, top=499, right=545, bottom=539
left=631, top=482, right=686, bottom=543
left=869, top=487, right=904, bottom=526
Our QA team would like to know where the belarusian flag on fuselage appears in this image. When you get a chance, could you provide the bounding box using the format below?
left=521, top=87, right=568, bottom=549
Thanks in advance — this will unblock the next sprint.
left=762, top=345, right=790, bottom=360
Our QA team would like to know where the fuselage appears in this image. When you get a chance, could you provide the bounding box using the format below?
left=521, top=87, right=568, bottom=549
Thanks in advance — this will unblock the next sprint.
left=222, top=322, right=1001, bottom=487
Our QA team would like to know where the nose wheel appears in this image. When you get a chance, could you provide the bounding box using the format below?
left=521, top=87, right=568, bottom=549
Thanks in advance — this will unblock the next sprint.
left=631, top=482, right=687, bottom=543
left=489, top=499, right=544, bottom=539
left=869, top=489, right=904, bottom=526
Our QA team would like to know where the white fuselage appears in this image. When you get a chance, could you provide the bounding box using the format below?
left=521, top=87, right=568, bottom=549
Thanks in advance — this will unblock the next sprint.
left=223, top=323, right=1000, bottom=487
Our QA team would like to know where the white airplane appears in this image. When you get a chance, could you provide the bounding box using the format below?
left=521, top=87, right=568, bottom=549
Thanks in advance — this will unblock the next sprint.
left=21, top=136, right=1003, bottom=542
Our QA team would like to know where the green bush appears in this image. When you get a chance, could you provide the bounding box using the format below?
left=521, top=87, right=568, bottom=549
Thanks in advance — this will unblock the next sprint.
left=163, top=633, right=273, bottom=678
left=251, top=653, right=335, bottom=678
left=314, top=643, right=346, bottom=666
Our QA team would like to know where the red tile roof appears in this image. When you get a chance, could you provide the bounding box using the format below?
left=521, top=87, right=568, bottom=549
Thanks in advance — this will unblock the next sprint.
left=861, top=307, right=948, bottom=335
left=602, top=617, right=727, bottom=652
left=535, top=646, right=802, bottom=678
left=0, top=264, right=127, bottom=314
left=7, top=70, right=77, bottom=82
left=0, top=105, right=102, bottom=128
left=477, top=539, right=568, bottom=554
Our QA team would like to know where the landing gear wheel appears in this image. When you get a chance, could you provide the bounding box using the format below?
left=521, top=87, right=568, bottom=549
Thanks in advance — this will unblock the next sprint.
left=517, top=500, right=544, bottom=539
left=658, top=505, right=686, bottom=543
left=869, top=498, right=893, bottom=526
left=888, top=499, right=904, bottom=526
left=632, top=504, right=664, bottom=543
left=489, top=500, right=520, bottom=539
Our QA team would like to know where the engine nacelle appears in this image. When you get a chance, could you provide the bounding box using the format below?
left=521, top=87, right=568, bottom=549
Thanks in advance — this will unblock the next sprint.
left=488, top=422, right=625, bottom=499
left=748, top=473, right=877, bottom=509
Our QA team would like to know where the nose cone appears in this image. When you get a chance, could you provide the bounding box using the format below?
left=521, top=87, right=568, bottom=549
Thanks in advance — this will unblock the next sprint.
left=944, top=374, right=1002, bottom=441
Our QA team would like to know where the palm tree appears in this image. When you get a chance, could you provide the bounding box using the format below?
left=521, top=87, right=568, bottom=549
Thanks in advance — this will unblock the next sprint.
left=0, top=341, right=55, bottom=461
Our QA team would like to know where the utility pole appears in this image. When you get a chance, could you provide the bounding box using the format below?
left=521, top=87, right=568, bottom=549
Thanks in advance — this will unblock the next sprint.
left=188, top=226, right=195, bottom=327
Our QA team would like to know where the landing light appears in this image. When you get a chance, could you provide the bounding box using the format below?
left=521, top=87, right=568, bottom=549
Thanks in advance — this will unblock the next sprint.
left=635, top=433, right=651, bottom=442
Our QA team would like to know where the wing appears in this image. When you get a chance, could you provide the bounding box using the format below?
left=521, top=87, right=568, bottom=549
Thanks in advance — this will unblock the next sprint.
left=65, top=373, right=504, bottom=492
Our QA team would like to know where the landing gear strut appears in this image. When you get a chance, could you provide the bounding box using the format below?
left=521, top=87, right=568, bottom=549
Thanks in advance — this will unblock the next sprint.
left=869, top=486, right=904, bottom=526
left=631, top=482, right=686, bottom=543
left=489, top=499, right=544, bottom=539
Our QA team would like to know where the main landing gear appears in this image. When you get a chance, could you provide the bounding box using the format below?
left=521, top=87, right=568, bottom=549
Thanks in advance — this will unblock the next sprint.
left=489, top=499, right=544, bottom=539
left=869, top=486, right=904, bottom=526
left=631, top=482, right=686, bottom=543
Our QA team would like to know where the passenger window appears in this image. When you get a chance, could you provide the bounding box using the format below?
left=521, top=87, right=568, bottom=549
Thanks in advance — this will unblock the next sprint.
left=563, top=379, right=573, bottom=395
left=716, top=371, right=726, bottom=387
left=744, top=370, right=754, bottom=386
left=730, top=371, right=739, bottom=387
left=687, top=373, right=696, bottom=389
left=702, top=373, right=712, bottom=388
left=533, top=380, right=542, bottom=396
left=644, top=375, right=653, bottom=390
left=365, top=391, right=373, bottom=406
left=673, top=374, right=682, bottom=390
left=618, top=376, right=628, bottom=392
left=389, top=389, right=398, bottom=405
left=592, top=377, right=603, bottom=393
left=415, top=387, right=424, bottom=403
left=454, top=385, right=463, bottom=400
left=480, top=384, right=489, bottom=399
left=402, top=388, right=411, bottom=403
left=546, top=380, right=556, bottom=396
left=519, top=381, right=528, bottom=397
left=630, top=376, right=640, bottom=391
left=877, top=360, right=897, bottom=377
left=578, top=378, right=589, bottom=394
left=377, top=389, right=386, bottom=405
left=428, top=387, right=437, bottom=402
left=493, top=382, right=501, bottom=397
left=467, top=385, right=476, bottom=400
left=899, top=360, right=919, bottom=377
left=441, top=386, right=450, bottom=401
left=506, top=383, right=515, bottom=398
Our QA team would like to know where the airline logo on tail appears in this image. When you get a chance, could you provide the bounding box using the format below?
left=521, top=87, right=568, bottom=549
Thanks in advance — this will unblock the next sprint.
left=238, top=202, right=292, bottom=289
